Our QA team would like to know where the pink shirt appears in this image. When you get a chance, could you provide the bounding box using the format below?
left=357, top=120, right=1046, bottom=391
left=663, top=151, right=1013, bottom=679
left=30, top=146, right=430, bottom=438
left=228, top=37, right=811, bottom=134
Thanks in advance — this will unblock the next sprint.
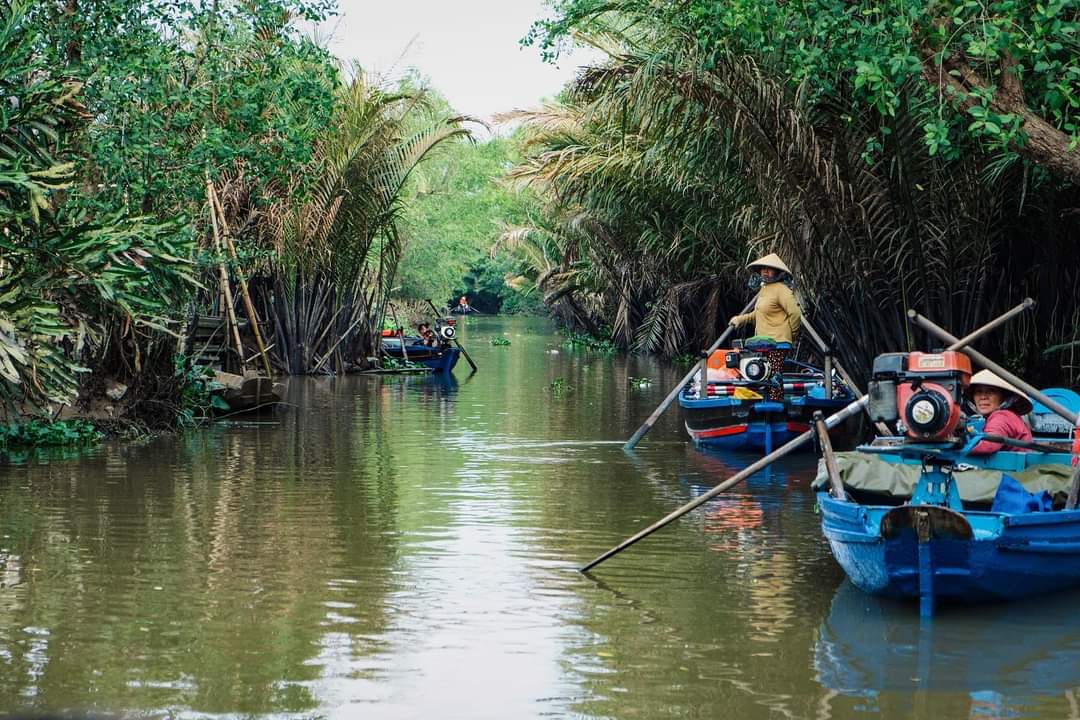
left=969, top=409, right=1033, bottom=455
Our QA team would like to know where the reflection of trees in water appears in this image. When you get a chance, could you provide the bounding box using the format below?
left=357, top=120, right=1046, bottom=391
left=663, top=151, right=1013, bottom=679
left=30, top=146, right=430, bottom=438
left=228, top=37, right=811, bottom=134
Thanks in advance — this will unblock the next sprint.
left=0, top=377, right=402, bottom=714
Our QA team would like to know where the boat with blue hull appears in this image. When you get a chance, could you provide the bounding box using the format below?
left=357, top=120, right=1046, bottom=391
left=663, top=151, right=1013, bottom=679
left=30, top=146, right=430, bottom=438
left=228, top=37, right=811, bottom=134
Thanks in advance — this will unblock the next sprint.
left=678, top=341, right=858, bottom=452
left=814, top=346, right=1080, bottom=615
left=380, top=336, right=461, bottom=373
left=818, top=453, right=1080, bottom=610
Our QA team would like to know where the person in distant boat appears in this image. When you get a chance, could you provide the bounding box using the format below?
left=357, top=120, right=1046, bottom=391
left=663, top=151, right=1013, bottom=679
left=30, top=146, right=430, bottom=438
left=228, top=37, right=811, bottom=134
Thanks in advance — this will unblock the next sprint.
left=453, top=295, right=472, bottom=314
left=966, top=370, right=1033, bottom=455
left=728, top=253, right=801, bottom=400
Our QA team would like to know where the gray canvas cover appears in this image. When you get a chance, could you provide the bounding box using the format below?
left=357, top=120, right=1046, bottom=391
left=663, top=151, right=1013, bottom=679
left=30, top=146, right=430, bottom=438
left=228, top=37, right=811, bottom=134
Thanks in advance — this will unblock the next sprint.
left=813, top=451, right=1074, bottom=503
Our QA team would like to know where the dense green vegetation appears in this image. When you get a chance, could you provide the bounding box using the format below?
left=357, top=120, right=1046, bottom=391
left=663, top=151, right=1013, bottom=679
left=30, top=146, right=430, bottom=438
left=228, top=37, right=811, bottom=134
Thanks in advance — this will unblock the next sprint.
left=0, top=0, right=476, bottom=428
left=513, top=0, right=1080, bottom=383
left=398, top=129, right=545, bottom=314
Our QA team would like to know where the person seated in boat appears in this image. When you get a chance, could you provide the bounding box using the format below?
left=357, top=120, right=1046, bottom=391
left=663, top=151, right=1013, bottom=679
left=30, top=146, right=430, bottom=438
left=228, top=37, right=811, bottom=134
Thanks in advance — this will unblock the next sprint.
left=417, top=323, right=437, bottom=347
left=966, top=370, right=1033, bottom=455
left=728, top=253, right=801, bottom=400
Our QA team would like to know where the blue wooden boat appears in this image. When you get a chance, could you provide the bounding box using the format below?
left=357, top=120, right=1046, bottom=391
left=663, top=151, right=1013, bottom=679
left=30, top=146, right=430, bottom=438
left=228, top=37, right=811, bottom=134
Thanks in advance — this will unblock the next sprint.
left=816, top=347, right=1080, bottom=616
left=380, top=335, right=461, bottom=373
left=678, top=342, right=857, bottom=452
left=818, top=447, right=1080, bottom=616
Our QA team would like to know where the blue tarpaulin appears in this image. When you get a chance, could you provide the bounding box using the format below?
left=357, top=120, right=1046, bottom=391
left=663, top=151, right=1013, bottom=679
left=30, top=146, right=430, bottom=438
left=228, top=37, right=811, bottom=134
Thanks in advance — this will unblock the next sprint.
left=991, top=474, right=1053, bottom=513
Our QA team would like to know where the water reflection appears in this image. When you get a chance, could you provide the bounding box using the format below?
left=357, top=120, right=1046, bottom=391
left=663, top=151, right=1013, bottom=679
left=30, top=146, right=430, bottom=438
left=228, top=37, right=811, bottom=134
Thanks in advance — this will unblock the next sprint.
left=0, top=317, right=1077, bottom=718
left=816, top=582, right=1080, bottom=718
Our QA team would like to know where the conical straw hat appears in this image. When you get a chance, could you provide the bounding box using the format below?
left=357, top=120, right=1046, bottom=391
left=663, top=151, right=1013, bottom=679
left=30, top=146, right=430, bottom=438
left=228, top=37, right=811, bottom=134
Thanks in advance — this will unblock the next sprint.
left=747, top=253, right=791, bottom=275
left=969, top=369, right=1033, bottom=415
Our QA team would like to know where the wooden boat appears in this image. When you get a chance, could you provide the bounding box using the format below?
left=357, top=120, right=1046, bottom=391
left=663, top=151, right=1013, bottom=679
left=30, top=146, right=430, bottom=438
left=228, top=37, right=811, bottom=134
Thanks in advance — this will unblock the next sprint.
left=678, top=341, right=858, bottom=452
left=815, top=348, right=1080, bottom=615
left=379, top=333, right=461, bottom=373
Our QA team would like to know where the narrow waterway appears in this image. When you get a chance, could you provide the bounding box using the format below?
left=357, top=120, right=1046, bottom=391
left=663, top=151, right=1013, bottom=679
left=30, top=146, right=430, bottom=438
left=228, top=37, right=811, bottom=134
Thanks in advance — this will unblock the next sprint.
left=1, top=317, right=1078, bottom=719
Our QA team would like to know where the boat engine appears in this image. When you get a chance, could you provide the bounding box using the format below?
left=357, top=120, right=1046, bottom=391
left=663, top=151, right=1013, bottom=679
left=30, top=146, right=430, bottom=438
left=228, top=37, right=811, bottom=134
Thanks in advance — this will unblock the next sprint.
left=725, top=350, right=771, bottom=383
left=867, top=351, right=972, bottom=442
left=438, top=318, right=457, bottom=340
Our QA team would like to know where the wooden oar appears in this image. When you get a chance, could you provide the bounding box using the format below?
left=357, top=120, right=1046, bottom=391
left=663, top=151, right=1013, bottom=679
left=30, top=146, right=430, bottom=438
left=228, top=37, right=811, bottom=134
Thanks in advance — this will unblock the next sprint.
left=581, top=299, right=1035, bottom=573
left=907, top=308, right=1077, bottom=426
left=624, top=298, right=756, bottom=450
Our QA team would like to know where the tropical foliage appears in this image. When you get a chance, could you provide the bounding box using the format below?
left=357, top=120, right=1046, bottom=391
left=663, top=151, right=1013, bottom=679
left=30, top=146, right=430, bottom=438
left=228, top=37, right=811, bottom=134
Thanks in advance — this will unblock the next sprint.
left=397, top=118, right=543, bottom=314
left=0, top=2, right=196, bottom=411
left=1, top=0, right=478, bottom=428
left=513, top=0, right=1080, bottom=383
left=241, top=71, right=472, bottom=374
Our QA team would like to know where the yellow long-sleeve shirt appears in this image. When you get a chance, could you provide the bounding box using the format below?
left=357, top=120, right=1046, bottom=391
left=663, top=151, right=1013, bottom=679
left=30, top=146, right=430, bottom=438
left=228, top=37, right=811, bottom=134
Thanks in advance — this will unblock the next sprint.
left=733, top=282, right=801, bottom=343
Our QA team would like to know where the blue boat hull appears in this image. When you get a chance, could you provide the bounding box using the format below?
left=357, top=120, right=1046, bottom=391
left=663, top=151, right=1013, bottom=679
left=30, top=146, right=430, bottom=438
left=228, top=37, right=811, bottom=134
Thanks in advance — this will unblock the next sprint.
left=381, top=341, right=461, bottom=373
left=680, top=393, right=854, bottom=452
left=819, top=491, right=1080, bottom=606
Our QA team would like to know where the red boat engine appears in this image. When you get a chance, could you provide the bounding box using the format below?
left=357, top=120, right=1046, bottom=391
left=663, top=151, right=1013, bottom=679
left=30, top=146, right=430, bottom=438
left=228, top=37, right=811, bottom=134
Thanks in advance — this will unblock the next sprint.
left=868, top=351, right=972, bottom=442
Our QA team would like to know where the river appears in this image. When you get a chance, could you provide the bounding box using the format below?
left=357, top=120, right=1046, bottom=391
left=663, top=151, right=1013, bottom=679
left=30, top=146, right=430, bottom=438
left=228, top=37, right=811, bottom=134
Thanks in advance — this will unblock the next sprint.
left=0, top=316, right=1078, bottom=719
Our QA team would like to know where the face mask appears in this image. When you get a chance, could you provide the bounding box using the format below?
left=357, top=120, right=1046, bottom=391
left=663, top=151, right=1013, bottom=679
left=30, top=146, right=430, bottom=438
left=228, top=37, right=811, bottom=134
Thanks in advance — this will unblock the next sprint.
left=747, top=274, right=764, bottom=291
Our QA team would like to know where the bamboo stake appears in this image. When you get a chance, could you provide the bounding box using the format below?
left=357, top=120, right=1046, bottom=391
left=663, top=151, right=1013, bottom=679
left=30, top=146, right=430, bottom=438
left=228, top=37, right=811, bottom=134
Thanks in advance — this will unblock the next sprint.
left=209, top=182, right=274, bottom=379
left=206, top=178, right=245, bottom=372
left=581, top=299, right=1035, bottom=573
left=814, top=410, right=845, bottom=500
left=624, top=298, right=756, bottom=450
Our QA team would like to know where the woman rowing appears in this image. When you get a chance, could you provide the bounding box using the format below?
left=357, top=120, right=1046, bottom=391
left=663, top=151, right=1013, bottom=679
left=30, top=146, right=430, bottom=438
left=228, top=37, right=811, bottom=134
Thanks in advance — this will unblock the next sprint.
left=728, top=253, right=801, bottom=399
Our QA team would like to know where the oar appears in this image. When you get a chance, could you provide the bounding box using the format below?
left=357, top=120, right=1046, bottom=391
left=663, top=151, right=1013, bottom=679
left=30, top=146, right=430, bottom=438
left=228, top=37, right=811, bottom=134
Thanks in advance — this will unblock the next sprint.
left=907, top=307, right=1076, bottom=426
left=624, top=298, right=756, bottom=450
left=581, top=299, right=1035, bottom=573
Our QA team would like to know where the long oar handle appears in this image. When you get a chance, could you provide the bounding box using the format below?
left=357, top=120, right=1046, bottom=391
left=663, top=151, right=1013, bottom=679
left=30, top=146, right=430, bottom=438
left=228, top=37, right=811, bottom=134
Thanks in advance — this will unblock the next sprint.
left=583, top=299, right=1035, bottom=573
left=456, top=339, right=478, bottom=373
left=908, top=306, right=1076, bottom=426
left=623, top=298, right=756, bottom=450
left=584, top=398, right=867, bottom=572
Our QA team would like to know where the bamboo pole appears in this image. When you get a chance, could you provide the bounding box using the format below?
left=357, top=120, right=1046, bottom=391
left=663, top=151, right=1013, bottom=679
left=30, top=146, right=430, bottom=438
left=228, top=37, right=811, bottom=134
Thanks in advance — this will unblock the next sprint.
left=208, top=182, right=274, bottom=379
left=814, top=411, right=845, bottom=500
left=206, top=178, right=245, bottom=372
left=581, top=299, right=1035, bottom=573
left=624, top=298, right=756, bottom=450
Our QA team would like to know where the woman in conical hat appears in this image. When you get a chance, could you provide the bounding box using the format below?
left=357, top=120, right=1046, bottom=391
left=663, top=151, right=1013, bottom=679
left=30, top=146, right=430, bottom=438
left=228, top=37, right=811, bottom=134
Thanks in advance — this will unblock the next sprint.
left=728, top=253, right=801, bottom=344
left=728, top=253, right=801, bottom=400
left=966, top=369, right=1033, bottom=455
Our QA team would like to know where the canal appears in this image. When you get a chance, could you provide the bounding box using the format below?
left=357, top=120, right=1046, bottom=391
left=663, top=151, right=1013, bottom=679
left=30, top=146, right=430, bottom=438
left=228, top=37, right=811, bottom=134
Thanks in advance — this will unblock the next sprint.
left=0, top=317, right=1078, bottom=718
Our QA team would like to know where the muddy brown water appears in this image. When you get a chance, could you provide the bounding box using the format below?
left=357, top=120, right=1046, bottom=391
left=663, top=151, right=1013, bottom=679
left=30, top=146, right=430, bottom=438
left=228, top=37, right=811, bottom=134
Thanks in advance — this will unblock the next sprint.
left=0, top=317, right=1078, bottom=718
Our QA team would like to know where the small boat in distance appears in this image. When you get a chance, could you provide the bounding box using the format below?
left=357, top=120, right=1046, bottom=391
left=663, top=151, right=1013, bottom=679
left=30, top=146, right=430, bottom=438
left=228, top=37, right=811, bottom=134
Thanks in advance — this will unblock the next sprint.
left=378, top=316, right=461, bottom=373
left=678, top=339, right=858, bottom=452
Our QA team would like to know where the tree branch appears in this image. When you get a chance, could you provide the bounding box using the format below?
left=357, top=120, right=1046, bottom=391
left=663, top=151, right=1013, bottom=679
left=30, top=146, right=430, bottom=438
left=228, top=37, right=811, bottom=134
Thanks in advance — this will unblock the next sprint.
left=920, top=47, right=1080, bottom=184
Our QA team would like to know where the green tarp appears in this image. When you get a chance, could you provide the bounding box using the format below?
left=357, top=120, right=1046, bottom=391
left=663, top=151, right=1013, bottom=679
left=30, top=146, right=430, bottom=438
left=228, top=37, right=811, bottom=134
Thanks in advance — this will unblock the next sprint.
left=812, top=452, right=1075, bottom=503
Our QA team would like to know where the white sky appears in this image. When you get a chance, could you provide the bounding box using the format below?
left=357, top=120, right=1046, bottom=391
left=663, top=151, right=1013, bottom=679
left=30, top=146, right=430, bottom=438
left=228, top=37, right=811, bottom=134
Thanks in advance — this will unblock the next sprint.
left=316, top=0, right=602, bottom=127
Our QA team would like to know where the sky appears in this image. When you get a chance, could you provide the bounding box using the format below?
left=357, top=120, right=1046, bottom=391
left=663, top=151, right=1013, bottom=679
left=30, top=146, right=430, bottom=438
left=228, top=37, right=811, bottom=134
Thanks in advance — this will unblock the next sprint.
left=317, top=0, right=602, bottom=128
